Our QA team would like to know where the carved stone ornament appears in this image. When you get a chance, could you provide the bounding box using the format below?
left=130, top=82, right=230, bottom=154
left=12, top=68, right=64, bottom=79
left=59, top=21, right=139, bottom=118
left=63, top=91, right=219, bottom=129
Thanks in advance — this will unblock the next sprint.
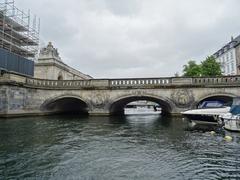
left=90, top=93, right=109, bottom=108
left=39, top=42, right=62, bottom=61
left=133, top=90, right=144, bottom=96
left=171, top=89, right=194, bottom=108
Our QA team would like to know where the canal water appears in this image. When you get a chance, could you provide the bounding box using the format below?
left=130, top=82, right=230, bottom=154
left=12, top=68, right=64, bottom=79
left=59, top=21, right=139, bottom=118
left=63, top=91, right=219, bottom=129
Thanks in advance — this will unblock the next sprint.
left=0, top=115, right=240, bottom=179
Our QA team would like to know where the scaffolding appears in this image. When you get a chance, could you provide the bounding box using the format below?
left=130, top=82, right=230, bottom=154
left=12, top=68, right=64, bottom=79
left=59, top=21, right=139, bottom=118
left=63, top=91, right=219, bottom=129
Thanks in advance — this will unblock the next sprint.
left=0, top=0, right=40, bottom=59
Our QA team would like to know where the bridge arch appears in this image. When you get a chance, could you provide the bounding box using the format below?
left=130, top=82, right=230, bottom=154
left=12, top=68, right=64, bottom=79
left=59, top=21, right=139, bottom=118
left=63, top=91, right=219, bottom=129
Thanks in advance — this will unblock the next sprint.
left=41, top=95, right=89, bottom=115
left=193, top=93, right=236, bottom=108
left=109, top=95, right=174, bottom=115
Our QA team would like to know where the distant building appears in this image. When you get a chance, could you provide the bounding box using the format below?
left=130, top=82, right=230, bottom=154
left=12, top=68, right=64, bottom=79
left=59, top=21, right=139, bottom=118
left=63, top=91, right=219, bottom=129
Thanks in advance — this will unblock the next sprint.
left=34, top=42, right=92, bottom=80
left=213, top=35, right=240, bottom=75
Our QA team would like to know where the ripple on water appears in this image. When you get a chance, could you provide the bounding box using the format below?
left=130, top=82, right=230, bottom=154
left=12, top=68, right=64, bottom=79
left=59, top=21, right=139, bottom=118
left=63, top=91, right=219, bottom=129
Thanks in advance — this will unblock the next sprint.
left=0, top=116, right=240, bottom=179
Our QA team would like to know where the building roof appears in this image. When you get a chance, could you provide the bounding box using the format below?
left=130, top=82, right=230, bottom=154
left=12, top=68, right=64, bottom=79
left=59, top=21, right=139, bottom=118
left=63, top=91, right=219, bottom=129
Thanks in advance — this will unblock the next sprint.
left=213, top=35, right=240, bottom=58
left=234, top=34, right=240, bottom=43
left=37, top=42, right=93, bottom=79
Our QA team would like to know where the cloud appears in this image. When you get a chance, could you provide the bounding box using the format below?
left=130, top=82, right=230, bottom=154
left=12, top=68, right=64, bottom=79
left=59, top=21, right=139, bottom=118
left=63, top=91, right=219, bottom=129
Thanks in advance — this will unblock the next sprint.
left=17, top=0, right=240, bottom=78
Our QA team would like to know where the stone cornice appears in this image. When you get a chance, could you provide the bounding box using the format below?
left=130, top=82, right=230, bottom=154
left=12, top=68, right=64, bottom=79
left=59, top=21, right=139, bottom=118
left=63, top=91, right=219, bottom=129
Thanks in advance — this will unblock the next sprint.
left=35, top=59, right=92, bottom=79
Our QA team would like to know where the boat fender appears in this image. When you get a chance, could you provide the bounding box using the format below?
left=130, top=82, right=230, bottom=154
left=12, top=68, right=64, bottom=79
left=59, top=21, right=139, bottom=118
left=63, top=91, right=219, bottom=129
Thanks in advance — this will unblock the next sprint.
left=224, top=136, right=233, bottom=142
left=210, top=131, right=216, bottom=135
left=213, top=115, right=219, bottom=121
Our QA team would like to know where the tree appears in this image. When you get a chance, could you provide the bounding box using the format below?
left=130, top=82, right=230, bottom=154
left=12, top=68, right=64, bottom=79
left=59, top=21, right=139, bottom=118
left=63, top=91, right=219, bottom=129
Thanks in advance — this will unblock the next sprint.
left=182, top=56, right=222, bottom=77
left=201, top=56, right=222, bottom=76
left=182, top=60, right=202, bottom=77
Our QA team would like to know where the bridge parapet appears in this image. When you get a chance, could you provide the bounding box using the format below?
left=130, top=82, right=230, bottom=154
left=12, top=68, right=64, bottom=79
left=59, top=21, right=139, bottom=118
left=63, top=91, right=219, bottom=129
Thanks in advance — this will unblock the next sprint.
left=26, top=78, right=91, bottom=89
left=22, top=76, right=240, bottom=89
left=193, top=76, right=240, bottom=85
left=1, top=72, right=240, bottom=89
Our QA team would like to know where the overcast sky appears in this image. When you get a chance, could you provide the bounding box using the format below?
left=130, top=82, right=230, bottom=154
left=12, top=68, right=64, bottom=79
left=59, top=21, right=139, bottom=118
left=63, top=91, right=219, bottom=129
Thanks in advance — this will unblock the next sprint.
left=17, top=0, right=240, bottom=78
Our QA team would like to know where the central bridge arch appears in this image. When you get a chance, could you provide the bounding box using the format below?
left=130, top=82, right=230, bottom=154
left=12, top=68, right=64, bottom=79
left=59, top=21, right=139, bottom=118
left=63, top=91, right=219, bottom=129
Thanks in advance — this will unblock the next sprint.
left=41, top=95, right=89, bottom=115
left=109, top=95, right=174, bottom=115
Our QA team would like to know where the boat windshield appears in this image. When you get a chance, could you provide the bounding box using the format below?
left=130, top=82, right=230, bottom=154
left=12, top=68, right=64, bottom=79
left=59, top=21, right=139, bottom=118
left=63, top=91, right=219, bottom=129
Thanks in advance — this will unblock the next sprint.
left=230, top=106, right=240, bottom=115
left=230, top=98, right=240, bottom=115
left=198, top=101, right=224, bottom=109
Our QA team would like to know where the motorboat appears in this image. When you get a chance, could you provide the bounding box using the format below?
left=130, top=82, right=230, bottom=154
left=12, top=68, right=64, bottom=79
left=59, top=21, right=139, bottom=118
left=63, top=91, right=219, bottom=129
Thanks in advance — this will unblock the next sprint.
left=181, top=101, right=231, bottom=124
left=219, top=98, right=240, bottom=132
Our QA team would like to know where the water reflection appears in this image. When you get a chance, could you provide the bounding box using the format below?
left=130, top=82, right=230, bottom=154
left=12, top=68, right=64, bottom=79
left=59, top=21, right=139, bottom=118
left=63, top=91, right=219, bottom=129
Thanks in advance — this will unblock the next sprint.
left=0, top=115, right=240, bottom=179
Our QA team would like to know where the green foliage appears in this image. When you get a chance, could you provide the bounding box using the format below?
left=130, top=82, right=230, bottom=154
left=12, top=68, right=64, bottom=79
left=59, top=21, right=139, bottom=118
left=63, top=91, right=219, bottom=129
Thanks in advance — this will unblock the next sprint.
left=201, top=56, right=222, bottom=76
left=182, top=56, right=222, bottom=77
left=183, top=60, right=201, bottom=77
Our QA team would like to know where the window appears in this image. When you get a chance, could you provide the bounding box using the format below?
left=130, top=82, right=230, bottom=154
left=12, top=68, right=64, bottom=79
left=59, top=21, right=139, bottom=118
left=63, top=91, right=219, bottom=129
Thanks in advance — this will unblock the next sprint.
left=217, top=58, right=221, bottom=64
left=227, top=64, right=230, bottom=74
left=231, top=62, right=234, bottom=72
left=221, top=67, right=225, bottom=73
left=230, top=51, right=234, bottom=59
left=226, top=53, right=229, bottom=61
left=57, top=72, right=63, bottom=80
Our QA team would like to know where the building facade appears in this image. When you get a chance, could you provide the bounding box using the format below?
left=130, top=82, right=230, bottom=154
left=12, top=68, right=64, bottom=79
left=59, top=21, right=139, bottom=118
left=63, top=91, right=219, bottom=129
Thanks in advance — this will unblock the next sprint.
left=34, top=42, right=92, bottom=80
left=213, top=35, right=240, bottom=75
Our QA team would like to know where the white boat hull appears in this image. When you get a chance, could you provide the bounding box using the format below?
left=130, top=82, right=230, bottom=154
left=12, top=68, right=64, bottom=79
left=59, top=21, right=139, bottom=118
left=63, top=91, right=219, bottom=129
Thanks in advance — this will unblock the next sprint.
left=124, top=107, right=161, bottom=115
left=221, top=114, right=240, bottom=132
left=182, top=107, right=230, bottom=124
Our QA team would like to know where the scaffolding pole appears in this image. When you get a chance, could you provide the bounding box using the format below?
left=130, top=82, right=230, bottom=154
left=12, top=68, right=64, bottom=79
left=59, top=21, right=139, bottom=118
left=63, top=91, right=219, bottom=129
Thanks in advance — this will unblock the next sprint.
left=0, top=0, right=40, bottom=59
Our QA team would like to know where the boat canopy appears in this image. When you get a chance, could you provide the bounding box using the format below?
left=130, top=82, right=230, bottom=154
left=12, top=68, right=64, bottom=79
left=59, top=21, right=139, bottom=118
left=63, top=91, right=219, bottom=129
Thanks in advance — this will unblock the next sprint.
left=230, top=98, right=240, bottom=115
left=198, top=101, right=224, bottom=109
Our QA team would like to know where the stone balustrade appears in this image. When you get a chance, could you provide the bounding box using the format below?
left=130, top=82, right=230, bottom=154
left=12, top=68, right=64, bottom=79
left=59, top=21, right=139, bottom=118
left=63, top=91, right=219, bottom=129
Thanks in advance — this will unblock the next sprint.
left=1, top=72, right=240, bottom=89
left=110, top=78, right=171, bottom=87
left=26, top=78, right=91, bottom=88
left=193, top=76, right=240, bottom=85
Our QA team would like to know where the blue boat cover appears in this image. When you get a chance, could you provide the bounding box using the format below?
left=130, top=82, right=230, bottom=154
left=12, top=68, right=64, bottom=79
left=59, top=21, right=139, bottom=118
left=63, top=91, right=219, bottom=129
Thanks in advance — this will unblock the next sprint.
left=230, top=98, right=240, bottom=115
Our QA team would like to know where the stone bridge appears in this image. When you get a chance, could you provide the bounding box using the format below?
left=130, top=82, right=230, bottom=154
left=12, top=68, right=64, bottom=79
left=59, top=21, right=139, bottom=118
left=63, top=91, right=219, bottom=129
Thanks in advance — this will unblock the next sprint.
left=0, top=72, right=240, bottom=117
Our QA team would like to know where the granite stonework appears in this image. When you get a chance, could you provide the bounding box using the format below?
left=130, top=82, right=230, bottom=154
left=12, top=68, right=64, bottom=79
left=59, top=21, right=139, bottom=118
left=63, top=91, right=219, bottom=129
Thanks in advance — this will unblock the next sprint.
left=0, top=87, right=7, bottom=113
left=34, top=42, right=92, bottom=80
left=1, top=73, right=240, bottom=117
left=0, top=86, right=41, bottom=116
